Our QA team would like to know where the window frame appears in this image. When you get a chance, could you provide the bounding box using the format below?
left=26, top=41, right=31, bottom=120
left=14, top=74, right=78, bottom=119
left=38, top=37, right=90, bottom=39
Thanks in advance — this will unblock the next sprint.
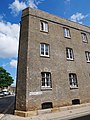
left=81, top=33, right=88, bottom=43
left=69, top=73, right=78, bottom=89
left=66, top=47, right=74, bottom=60
left=40, top=21, right=48, bottom=33
left=85, top=51, right=90, bottom=62
left=64, top=27, right=71, bottom=38
left=40, top=43, right=50, bottom=57
left=41, top=72, right=52, bottom=90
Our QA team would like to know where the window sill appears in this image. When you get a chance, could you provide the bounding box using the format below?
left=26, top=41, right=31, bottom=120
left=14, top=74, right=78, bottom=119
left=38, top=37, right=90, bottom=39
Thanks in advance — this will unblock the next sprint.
left=86, top=61, right=90, bottom=63
left=41, top=87, right=52, bottom=91
left=82, top=41, right=88, bottom=43
left=70, top=86, right=78, bottom=89
left=40, top=30, right=48, bottom=33
left=40, top=55, right=50, bottom=58
left=67, top=58, right=74, bottom=61
left=64, top=36, right=71, bottom=39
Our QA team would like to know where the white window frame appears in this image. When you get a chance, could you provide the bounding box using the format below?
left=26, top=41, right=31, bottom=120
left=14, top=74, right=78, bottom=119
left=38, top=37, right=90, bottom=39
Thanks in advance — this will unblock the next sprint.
left=66, top=48, right=74, bottom=60
left=81, top=33, right=88, bottom=43
left=85, top=51, right=90, bottom=62
left=40, top=43, right=49, bottom=57
left=69, top=73, right=78, bottom=89
left=40, top=21, right=48, bottom=32
left=64, top=28, right=71, bottom=38
left=41, top=72, right=52, bottom=89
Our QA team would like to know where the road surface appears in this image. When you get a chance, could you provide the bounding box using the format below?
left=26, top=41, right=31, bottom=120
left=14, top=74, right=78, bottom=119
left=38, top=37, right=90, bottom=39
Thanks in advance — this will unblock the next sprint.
left=70, top=114, right=90, bottom=120
left=0, top=95, right=15, bottom=114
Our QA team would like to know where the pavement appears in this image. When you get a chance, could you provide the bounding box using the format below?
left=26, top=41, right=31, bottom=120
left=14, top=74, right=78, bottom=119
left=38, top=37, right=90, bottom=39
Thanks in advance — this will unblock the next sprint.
left=0, top=103, right=90, bottom=120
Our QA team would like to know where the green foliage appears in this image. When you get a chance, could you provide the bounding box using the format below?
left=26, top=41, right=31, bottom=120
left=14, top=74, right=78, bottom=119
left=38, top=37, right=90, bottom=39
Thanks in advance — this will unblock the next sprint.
left=0, top=67, right=14, bottom=88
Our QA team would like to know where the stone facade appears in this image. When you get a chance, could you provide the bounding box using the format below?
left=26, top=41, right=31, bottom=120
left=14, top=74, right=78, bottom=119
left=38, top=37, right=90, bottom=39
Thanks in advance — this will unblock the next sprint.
left=15, top=7, right=90, bottom=116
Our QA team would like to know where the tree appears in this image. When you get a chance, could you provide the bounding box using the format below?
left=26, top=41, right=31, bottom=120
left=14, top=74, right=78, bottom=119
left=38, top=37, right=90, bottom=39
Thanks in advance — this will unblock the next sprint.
left=0, top=67, right=14, bottom=89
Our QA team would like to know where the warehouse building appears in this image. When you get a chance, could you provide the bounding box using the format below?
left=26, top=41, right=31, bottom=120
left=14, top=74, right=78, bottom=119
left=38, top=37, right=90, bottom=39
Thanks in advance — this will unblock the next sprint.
left=15, top=7, right=90, bottom=116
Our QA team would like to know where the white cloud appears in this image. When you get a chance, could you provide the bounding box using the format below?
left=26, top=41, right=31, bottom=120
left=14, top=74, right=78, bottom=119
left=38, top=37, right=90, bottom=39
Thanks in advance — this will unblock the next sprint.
left=9, top=0, right=27, bottom=16
left=0, top=21, right=20, bottom=58
left=28, top=0, right=44, bottom=8
left=70, top=12, right=88, bottom=23
left=10, top=59, right=17, bottom=68
left=28, top=0, right=37, bottom=8
left=9, top=0, right=44, bottom=16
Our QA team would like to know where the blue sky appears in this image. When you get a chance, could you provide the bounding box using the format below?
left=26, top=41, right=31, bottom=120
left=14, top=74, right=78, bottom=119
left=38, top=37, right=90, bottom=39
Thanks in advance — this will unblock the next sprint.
left=0, top=0, right=90, bottom=86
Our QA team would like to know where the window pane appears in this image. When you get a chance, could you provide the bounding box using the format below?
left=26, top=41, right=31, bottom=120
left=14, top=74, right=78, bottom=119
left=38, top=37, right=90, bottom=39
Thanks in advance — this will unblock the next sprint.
left=40, top=22, right=44, bottom=31
left=46, top=73, right=49, bottom=78
left=66, top=48, right=69, bottom=58
left=45, top=44, right=49, bottom=55
left=46, top=78, right=49, bottom=86
left=42, top=78, right=45, bottom=86
left=42, top=73, right=45, bottom=86
left=85, top=52, right=88, bottom=61
left=41, top=44, right=44, bottom=55
left=42, top=72, right=45, bottom=78
left=70, top=49, right=73, bottom=59
left=73, top=74, right=77, bottom=86
left=64, top=28, right=67, bottom=37
left=67, top=29, right=70, bottom=37
left=69, top=74, right=73, bottom=85
left=45, top=23, right=48, bottom=32
left=89, top=53, right=90, bottom=61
